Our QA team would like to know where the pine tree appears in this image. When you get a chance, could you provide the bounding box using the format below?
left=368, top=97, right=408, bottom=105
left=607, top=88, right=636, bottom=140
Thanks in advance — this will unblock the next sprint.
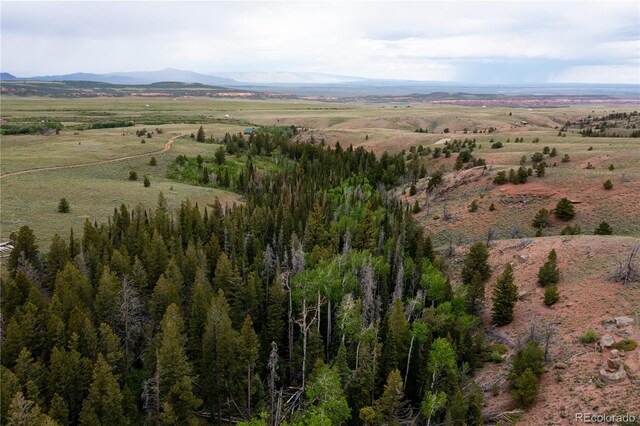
left=554, top=198, right=575, bottom=221
left=156, top=304, right=201, bottom=424
left=46, top=234, right=70, bottom=290
left=58, top=198, right=70, bottom=213
left=7, top=226, right=38, bottom=275
left=461, top=241, right=490, bottom=285
left=361, top=369, right=408, bottom=425
left=511, top=368, right=539, bottom=408
left=543, top=284, right=559, bottom=306
left=143, top=175, right=151, bottom=187
left=537, top=249, right=559, bottom=286
left=196, top=126, right=206, bottom=143
left=239, top=316, right=260, bottom=419
left=78, top=354, right=126, bottom=426
left=492, top=263, right=518, bottom=326
left=594, top=221, right=613, bottom=235
left=465, top=271, right=485, bottom=314
left=49, top=392, right=69, bottom=426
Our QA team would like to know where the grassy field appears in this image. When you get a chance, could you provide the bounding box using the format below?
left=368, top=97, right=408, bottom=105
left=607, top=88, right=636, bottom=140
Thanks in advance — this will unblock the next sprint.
left=1, top=95, right=639, bottom=245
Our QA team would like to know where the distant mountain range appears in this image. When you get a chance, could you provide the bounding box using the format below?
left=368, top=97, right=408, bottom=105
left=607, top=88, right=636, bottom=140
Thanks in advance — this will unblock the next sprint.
left=0, top=68, right=373, bottom=85
left=2, top=69, right=639, bottom=100
left=0, top=68, right=237, bottom=85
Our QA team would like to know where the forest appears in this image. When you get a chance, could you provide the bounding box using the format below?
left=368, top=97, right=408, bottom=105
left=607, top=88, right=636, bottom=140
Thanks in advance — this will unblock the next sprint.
left=1, top=129, right=537, bottom=425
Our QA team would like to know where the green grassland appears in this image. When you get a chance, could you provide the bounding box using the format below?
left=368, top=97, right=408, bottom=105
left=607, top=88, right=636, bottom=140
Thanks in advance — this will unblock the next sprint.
left=1, top=95, right=638, bottom=245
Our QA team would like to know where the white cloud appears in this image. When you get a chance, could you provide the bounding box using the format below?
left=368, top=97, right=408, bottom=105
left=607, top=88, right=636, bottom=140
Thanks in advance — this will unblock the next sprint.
left=1, top=1, right=638, bottom=83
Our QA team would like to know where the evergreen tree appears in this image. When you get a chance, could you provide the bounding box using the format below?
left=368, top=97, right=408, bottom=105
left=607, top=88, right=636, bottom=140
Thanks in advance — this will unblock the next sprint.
left=58, top=198, right=70, bottom=213
left=461, top=241, right=490, bottom=284
left=7, top=226, right=38, bottom=275
left=465, top=271, right=485, bottom=314
left=594, top=221, right=613, bottom=235
left=239, top=316, right=260, bottom=419
left=554, top=198, right=575, bottom=221
left=511, top=368, right=539, bottom=408
left=492, top=263, right=518, bottom=326
left=361, top=369, right=408, bottom=425
left=543, top=284, right=559, bottom=306
left=78, top=354, right=126, bottom=426
left=156, top=304, right=201, bottom=424
left=196, top=126, right=206, bottom=143
left=49, top=393, right=69, bottom=426
left=537, top=249, right=559, bottom=286
left=46, top=234, right=70, bottom=290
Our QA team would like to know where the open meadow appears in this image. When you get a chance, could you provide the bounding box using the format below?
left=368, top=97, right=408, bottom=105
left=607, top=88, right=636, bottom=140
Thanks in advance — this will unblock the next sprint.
left=2, top=96, right=639, bottom=247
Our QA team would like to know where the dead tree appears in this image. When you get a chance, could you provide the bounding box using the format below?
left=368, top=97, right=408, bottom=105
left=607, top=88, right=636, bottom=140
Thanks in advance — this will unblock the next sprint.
left=609, top=245, right=640, bottom=286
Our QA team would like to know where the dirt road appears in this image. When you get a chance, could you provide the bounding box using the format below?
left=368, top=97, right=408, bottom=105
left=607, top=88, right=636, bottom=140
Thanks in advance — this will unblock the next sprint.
left=0, top=134, right=184, bottom=180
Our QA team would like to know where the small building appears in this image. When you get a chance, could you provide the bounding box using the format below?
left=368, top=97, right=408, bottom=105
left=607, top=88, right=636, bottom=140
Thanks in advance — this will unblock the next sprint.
left=243, top=127, right=254, bottom=135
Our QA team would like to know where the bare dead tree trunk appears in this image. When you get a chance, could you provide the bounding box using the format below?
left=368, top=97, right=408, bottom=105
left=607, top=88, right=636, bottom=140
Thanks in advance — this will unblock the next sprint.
left=404, top=334, right=415, bottom=390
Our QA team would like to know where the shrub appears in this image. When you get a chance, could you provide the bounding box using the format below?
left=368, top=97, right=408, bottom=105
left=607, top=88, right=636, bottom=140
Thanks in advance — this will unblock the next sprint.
left=543, top=284, right=559, bottom=306
left=129, top=171, right=138, bottom=181
left=603, top=179, right=613, bottom=190
left=508, top=342, right=545, bottom=386
left=586, top=162, right=595, bottom=169
left=560, top=225, right=581, bottom=235
left=561, top=154, right=570, bottom=163
left=543, top=146, right=550, bottom=154
left=140, top=139, right=146, bottom=144
left=532, top=208, right=550, bottom=229
left=409, top=183, right=417, bottom=196
left=149, top=156, right=157, bottom=166
left=594, top=221, right=612, bottom=235
left=492, top=263, right=518, bottom=326
left=538, top=249, right=559, bottom=286
left=588, top=146, right=593, bottom=151
left=531, top=152, right=544, bottom=163
left=579, top=330, right=599, bottom=344
left=536, top=162, right=546, bottom=177
left=412, top=200, right=421, bottom=214
left=482, top=343, right=508, bottom=363
left=427, top=170, right=443, bottom=191
left=612, top=339, right=638, bottom=352
left=554, top=198, right=575, bottom=221
left=550, top=147, right=557, bottom=157
left=512, top=368, right=540, bottom=408
left=493, top=170, right=508, bottom=185
left=491, top=141, right=503, bottom=149
left=469, top=200, right=479, bottom=212
left=489, top=202, right=496, bottom=211
left=608, top=164, right=615, bottom=171
left=57, top=198, right=70, bottom=213
left=515, top=167, right=528, bottom=183
left=143, top=175, right=151, bottom=187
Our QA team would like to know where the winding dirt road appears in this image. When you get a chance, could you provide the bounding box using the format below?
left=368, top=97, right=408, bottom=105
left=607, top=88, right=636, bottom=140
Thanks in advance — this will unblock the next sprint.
left=0, top=134, right=185, bottom=180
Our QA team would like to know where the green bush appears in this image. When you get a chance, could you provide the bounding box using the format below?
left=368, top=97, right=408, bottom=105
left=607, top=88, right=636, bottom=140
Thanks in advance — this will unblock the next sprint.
left=57, top=198, right=70, bottom=213
left=579, top=330, right=599, bottom=344
left=469, top=200, right=479, bottom=212
left=560, top=225, right=581, bottom=235
left=594, top=221, right=612, bottom=235
left=612, top=339, right=637, bottom=351
left=543, top=284, right=559, bottom=306
left=129, top=171, right=138, bottom=181
left=554, top=198, right=575, bottom=221
left=603, top=179, right=613, bottom=190
left=150, top=157, right=157, bottom=166
left=143, top=175, right=151, bottom=187
left=493, top=170, right=508, bottom=185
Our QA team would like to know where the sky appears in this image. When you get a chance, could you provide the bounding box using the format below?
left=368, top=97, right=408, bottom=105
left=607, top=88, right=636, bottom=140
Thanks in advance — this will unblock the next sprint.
left=1, top=0, right=639, bottom=84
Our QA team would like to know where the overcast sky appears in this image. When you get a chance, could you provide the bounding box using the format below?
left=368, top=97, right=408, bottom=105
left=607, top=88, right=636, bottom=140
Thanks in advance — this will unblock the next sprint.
left=1, top=1, right=639, bottom=84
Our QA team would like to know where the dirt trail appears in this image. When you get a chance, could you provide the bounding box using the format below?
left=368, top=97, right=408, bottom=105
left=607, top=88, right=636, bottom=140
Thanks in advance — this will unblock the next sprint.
left=0, top=134, right=185, bottom=180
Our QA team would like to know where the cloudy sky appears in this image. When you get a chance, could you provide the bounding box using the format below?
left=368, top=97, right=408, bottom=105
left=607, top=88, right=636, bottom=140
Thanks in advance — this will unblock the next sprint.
left=1, top=1, right=639, bottom=84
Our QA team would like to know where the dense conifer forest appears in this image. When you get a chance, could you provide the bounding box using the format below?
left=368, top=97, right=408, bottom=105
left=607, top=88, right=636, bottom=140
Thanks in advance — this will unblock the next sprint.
left=1, top=129, right=526, bottom=425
